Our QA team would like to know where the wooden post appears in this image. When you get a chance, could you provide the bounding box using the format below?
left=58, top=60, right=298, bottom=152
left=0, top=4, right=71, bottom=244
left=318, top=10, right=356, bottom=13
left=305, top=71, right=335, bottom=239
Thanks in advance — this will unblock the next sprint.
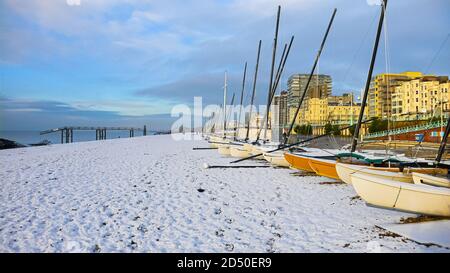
left=144, top=125, right=147, bottom=136
left=61, top=130, right=64, bottom=144
left=104, top=129, right=106, bottom=140
left=70, top=129, right=73, bottom=143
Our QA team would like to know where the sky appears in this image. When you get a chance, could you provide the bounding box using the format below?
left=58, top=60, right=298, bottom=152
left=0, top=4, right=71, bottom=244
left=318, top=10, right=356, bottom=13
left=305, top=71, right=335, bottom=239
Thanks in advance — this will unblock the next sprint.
left=0, top=0, right=449, bottom=130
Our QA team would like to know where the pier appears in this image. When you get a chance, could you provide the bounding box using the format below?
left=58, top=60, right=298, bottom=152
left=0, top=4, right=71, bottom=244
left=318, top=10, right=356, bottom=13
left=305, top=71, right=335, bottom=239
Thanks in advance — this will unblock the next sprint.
left=40, top=126, right=147, bottom=144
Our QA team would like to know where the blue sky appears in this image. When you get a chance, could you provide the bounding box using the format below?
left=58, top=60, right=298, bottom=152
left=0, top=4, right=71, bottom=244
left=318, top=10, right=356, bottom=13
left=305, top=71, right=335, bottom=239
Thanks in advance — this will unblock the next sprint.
left=0, top=0, right=449, bottom=130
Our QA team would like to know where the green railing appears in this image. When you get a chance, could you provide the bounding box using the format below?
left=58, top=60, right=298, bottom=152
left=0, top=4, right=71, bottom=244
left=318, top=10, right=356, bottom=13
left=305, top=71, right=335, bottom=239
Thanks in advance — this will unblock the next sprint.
left=363, top=120, right=446, bottom=140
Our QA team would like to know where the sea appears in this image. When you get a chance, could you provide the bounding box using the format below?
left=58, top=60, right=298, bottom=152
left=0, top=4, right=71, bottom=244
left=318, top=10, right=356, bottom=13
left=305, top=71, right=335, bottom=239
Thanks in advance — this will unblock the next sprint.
left=0, top=130, right=157, bottom=146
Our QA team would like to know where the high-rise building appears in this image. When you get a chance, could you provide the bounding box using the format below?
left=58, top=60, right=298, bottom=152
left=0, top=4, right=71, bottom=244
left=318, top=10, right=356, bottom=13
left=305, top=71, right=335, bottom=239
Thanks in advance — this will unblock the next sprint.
left=273, top=91, right=288, bottom=127
left=271, top=91, right=288, bottom=142
left=287, top=74, right=332, bottom=108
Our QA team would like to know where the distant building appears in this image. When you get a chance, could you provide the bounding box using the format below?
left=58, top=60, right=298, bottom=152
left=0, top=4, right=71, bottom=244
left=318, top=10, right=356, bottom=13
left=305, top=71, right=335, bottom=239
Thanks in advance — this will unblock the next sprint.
left=392, top=75, right=450, bottom=121
left=368, top=71, right=423, bottom=119
left=287, top=74, right=332, bottom=108
left=273, top=91, right=288, bottom=127
left=271, top=91, right=288, bottom=142
left=289, top=92, right=365, bottom=135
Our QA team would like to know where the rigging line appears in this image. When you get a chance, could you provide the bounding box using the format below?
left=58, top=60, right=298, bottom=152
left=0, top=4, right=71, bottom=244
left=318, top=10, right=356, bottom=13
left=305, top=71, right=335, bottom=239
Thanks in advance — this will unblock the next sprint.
left=341, top=11, right=379, bottom=85
left=424, top=33, right=450, bottom=74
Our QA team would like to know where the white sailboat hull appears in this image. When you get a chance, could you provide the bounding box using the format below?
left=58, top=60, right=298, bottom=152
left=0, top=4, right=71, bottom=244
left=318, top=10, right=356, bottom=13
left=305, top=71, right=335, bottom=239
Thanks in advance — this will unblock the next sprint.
left=412, top=172, right=450, bottom=188
left=229, top=145, right=251, bottom=158
left=351, top=173, right=450, bottom=217
left=336, top=163, right=412, bottom=185
left=263, top=151, right=290, bottom=167
left=217, top=143, right=231, bottom=156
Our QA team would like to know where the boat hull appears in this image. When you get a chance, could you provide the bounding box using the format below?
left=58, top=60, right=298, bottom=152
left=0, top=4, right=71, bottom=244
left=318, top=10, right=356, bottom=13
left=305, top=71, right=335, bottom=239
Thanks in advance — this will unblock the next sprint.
left=351, top=173, right=450, bottom=217
left=284, top=153, right=315, bottom=172
left=412, top=172, right=450, bottom=188
left=249, top=145, right=265, bottom=160
left=217, top=144, right=231, bottom=156
left=336, top=163, right=448, bottom=185
left=336, top=163, right=411, bottom=185
left=229, top=146, right=251, bottom=158
left=308, top=158, right=340, bottom=180
left=263, top=152, right=290, bottom=168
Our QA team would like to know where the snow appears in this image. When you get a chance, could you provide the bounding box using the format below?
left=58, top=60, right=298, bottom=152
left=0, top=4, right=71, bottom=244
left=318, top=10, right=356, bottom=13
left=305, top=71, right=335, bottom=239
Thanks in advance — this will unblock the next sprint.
left=379, top=220, right=450, bottom=248
left=0, top=134, right=448, bottom=253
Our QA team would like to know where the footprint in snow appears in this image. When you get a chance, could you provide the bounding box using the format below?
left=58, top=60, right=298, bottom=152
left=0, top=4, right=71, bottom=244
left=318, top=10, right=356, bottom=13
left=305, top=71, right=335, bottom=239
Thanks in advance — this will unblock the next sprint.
left=225, top=243, right=234, bottom=252
left=215, top=229, right=225, bottom=237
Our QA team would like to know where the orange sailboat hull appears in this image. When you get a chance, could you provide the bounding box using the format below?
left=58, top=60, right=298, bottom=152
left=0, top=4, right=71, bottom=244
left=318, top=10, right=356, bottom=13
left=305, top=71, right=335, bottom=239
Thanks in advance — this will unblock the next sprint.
left=284, top=153, right=315, bottom=172
left=308, top=158, right=339, bottom=180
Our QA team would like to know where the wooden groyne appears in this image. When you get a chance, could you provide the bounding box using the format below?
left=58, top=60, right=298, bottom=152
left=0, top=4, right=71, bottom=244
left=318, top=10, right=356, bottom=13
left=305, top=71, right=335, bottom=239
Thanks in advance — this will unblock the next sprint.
left=40, top=125, right=147, bottom=144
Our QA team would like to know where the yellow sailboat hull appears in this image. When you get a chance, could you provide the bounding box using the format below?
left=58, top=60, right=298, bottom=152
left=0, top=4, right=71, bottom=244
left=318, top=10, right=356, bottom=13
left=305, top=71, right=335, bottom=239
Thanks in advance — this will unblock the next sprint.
left=308, top=158, right=340, bottom=180
left=351, top=172, right=450, bottom=217
left=284, top=153, right=315, bottom=172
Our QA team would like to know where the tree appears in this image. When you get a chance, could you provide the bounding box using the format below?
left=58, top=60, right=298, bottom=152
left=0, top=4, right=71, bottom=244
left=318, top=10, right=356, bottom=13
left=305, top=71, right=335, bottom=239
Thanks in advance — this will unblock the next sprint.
left=368, top=118, right=388, bottom=133
left=332, top=125, right=341, bottom=136
left=348, top=124, right=356, bottom=136
left=325, top=123, right=333, bottom=135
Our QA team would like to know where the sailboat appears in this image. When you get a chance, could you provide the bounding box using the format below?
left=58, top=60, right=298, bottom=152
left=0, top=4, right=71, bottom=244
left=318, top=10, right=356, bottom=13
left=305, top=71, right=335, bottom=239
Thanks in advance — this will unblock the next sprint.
left=349, top=114, right=450, bottom=216
left=267, top=8, right=339, bottom=172
left=230, top=41, right=262, bottom=159
left=351, top=172, right=450, bottom=217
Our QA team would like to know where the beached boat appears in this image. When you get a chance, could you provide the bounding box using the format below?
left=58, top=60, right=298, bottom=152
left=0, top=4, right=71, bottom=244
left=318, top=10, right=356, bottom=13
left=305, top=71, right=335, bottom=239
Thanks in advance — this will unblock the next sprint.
left=336, top=163, right=411, bottom=184
left=284, top=149, right=341, bottom=172
left=229, top=145, right=251, bottom=158
left=351, top=172, right=450, bottom=217
left=336, top=162, right=448, bottom=185
left=308, top=157, right=340, bottom=180
left=284, top=153, right=315, bottom=172
left=248, top=144, right=265, bottom=160
left=412, top=172, right=450, bottom=188
left=217, top=143, right=231, bottom=156
left=263, top=151, right=290, bottom=167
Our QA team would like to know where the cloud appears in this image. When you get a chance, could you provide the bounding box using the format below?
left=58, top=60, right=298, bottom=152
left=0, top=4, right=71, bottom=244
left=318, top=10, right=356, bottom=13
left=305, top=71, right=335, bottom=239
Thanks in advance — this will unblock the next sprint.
left=66, top=0, right=81, bottom=6
left=0, top=97, right=176, bottom=130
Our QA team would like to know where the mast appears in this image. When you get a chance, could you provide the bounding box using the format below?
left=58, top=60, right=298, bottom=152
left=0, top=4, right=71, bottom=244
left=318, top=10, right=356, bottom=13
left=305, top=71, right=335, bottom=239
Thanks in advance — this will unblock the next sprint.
left=246, top=40, right=262, bottom=141
left=228, top=93, right=236, bottom=136
left=435, top=115, right=450, bottom=163
left=223, top=71, right=228, bottom=138
left=261, top=5, right=281, bottom=142
left=351, top=0, right=387, bottom=152
left=284, top=9, right=337, bottom=145
left=256, top=36, right=295, bottom=142
left=237, top=62, right=247, bottom=140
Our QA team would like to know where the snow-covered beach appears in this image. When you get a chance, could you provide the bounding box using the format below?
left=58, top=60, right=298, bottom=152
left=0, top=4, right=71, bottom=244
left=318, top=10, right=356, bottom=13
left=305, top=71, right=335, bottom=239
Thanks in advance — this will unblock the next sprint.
left=0, top=134, right=448, bottom=253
